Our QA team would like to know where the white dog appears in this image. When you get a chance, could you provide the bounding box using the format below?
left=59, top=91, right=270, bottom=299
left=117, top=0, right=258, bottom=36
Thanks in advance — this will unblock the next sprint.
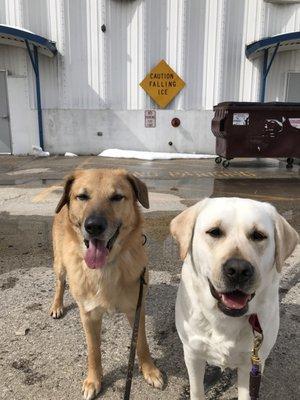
left=171, top=198, right=299, bottom=400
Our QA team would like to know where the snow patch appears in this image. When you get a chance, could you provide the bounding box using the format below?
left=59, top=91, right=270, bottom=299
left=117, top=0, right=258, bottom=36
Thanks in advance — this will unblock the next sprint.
left=99, top=149, right=215, bottom=160
left=32, top=146, right=50, bottom=157
left=64, top=152, right=78, bottom=157
left=0, top=24, right=35, bottom=35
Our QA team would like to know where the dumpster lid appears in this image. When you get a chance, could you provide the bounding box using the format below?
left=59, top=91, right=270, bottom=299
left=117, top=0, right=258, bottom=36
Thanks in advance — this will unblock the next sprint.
left=246, top=31, right=300, bottom=60
left=214, top=102, right=300, bottom=110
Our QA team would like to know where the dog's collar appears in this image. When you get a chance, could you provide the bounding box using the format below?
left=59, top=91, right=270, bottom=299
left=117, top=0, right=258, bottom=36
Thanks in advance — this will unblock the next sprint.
left=142, top=234, right=147, bottom=246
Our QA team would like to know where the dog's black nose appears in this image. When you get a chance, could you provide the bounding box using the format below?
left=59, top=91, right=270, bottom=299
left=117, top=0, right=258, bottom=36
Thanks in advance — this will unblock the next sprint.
left=223, top=258, right=254, bottom=284
left=84, top=215, right=108, bottom=236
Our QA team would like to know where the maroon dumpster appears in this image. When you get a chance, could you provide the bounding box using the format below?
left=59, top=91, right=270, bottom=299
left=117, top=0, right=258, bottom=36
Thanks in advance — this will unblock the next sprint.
left=211, top=102, right=300, bottom=168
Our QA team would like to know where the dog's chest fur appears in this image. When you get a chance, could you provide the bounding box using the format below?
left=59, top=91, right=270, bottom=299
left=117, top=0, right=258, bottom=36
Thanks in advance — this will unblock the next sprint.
left=180, top=306, right=252, bottom=368
left=67, top=249, right=145, bottom=314
left=176, top=277, right=253, bottom=368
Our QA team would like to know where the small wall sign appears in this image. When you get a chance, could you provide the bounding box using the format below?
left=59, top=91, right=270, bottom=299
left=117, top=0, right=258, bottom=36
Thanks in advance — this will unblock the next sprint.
left=140, top=60, right=185, bottom=108
left=145, top=110, right=156, bottom=128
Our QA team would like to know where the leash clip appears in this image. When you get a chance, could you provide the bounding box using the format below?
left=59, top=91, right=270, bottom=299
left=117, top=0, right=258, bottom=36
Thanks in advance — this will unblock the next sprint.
left=251, top=333, right=263, bottom=366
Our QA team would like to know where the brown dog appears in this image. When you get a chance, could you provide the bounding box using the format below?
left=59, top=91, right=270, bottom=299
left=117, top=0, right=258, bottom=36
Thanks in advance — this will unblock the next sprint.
left=50, top=168, right=163, bottom=400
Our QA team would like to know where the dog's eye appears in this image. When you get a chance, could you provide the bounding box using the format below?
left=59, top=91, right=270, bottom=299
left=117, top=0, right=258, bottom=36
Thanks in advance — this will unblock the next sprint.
left=76, top=193, right=89, bottom=201
left=110, top=194, right=124, bottom=202
left=206, top=227, right=223, bottom=238
left=250, top=230, right=267, bottom=241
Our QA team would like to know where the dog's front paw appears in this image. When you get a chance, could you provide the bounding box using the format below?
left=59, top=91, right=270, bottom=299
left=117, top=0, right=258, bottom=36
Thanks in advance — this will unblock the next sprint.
left=82, top=377, right=101, bottom=400
left=141, top=362, right=164, bottom=389
left=50, top=302, right=64, bottom=319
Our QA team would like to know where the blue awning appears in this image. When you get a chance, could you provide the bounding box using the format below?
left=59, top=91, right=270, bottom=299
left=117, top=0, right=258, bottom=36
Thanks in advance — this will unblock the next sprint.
left=246, top=31, right=300, bottom=60
left=0, top=24, right=57, bottom=57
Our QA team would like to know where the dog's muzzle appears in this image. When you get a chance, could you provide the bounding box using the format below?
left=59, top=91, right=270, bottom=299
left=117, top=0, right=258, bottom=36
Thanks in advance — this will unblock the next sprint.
left=208, top=279, right=255, bottom=317
left=83, top=223, right=122, bottom=269
left=84, top=224, right=121, bottom=251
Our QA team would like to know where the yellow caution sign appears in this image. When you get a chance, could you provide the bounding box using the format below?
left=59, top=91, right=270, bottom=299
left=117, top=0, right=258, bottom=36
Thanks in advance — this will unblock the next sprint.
left=140, top=60, right=185, bottom=108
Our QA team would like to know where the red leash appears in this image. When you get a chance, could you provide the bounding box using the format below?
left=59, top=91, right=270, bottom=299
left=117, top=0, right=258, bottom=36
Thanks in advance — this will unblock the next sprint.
left=249, top=314, right=262, bottom=334
left=248, top=314, right=263, bottom=400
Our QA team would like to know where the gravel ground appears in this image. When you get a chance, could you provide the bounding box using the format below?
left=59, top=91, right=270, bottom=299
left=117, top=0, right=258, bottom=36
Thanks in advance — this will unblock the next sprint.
left=0, top=156, right=299, bottom=400
left=0, top=250, right=299, bottom=400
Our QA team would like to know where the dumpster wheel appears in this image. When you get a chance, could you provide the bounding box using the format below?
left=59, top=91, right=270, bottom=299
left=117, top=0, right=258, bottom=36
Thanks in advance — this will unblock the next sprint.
left=286, top=158, right=294, bottom=169
left=215, top=156, right=222, bottom=164
left=222, top=159, right=230, bottom=168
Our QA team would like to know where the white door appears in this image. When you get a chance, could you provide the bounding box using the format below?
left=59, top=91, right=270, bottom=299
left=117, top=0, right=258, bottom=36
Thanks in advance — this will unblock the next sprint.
left=286, top=72, right=300, bottom=102
left=0, top=71, right=12, bottom=153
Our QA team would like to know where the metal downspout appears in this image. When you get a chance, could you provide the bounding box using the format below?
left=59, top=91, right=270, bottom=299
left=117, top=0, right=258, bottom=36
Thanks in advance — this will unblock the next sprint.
left=260, top=49, right=268, bottom=102
left=259, top=43, right=280, bottom=102
left=25, top=40, right=44, bottom=150
left=33, top=46, right=44, bottom=150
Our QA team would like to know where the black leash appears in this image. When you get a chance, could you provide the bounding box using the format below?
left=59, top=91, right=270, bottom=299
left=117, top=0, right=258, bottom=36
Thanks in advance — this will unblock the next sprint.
left=123, top=268, right=147, bottom=400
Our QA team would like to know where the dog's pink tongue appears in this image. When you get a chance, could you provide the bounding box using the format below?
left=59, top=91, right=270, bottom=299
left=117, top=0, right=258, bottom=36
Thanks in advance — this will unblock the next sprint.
left=221, top=292, right=251, bottom=310
left=84, top=239, right=109, bottom=269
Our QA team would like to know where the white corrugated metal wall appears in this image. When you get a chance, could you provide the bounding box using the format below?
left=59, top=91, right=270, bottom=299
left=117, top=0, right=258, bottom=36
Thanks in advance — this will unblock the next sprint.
left=0, top=0, right=300, bottom=154
left=264, top=3, right=300, bottom=101
left=1, top=0, right=300, bottom=111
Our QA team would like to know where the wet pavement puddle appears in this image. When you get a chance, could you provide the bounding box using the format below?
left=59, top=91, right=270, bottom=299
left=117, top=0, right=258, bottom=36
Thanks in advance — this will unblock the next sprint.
left=1, top=177, right=299, bottom=276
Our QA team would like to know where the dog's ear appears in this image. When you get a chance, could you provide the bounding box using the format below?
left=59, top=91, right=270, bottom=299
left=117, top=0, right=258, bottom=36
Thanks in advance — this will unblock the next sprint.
left=55, top=171, right=79, bottom=213
left=127, top=174, right=149, bottom=209
left=170, top=199, right=208, bottom=261
left=274, top=212, right=299, bottom=272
